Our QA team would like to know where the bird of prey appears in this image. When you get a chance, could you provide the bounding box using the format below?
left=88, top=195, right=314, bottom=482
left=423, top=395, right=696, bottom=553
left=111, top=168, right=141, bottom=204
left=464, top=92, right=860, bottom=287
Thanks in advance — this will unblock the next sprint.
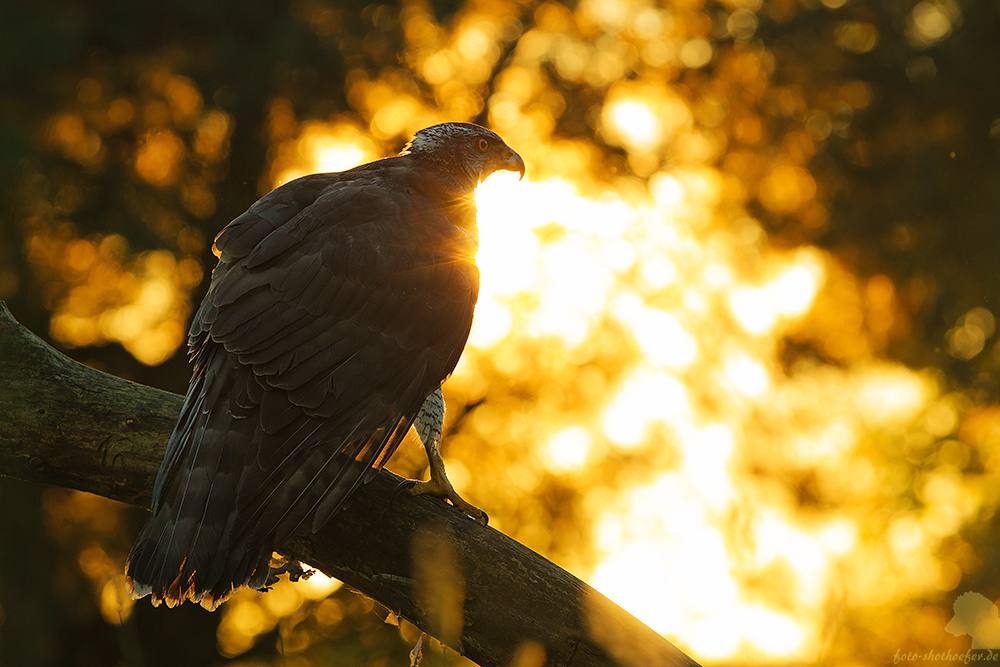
left=125, top=122, right=524, bottom=610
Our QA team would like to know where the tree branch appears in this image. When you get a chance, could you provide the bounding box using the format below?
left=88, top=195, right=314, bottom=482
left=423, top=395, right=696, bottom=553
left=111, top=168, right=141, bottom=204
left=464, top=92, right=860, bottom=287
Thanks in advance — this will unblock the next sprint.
left=0, top=301, right=700, bottom=667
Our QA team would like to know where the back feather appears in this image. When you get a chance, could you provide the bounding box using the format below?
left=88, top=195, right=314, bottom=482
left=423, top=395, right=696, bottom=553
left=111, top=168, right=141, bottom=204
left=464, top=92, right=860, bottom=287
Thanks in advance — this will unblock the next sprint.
left=125, top=123, right=521, bottom=609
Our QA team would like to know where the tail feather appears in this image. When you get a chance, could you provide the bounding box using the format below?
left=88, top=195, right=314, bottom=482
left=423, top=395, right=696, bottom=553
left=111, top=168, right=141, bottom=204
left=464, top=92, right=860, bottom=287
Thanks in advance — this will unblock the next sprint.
left=125, top=480, right=275, bottom=610
left=125, top=343, right=425, bottom=611
left=125, top=352, right=272, bottom=610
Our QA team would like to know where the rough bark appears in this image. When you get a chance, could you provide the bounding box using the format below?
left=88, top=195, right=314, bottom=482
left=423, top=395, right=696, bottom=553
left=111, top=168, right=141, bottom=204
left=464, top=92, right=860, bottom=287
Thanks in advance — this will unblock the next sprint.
left=0, top=301, right=701, bottom=667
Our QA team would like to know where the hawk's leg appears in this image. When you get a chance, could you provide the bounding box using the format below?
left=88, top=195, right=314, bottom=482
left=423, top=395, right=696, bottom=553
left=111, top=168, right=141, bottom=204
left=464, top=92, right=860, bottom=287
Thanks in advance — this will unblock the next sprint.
left=407, top=387, right=488, bottom=524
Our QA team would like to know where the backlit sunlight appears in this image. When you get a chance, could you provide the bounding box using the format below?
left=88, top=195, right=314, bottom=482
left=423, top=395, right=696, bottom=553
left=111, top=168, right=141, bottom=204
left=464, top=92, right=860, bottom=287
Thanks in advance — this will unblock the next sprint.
left=21, top=5, right=998, bottom=664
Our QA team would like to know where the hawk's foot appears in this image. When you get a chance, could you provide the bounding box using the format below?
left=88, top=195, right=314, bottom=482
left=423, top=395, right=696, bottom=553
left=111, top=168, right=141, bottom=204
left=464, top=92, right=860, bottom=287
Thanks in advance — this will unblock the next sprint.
left=409, top=386, right=488, bottom=525
left=407, top=474, right=488, bottom=525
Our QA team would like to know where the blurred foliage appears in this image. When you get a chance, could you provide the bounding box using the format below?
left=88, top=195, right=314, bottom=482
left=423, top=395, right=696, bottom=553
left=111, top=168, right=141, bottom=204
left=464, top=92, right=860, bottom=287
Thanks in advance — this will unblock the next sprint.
left=3, top=0, right=1000, bottom=665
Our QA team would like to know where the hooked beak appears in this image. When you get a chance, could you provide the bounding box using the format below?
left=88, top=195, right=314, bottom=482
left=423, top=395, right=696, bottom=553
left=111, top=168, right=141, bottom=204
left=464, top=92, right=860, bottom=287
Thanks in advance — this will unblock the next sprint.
left=504, top=149, right=526, bottom=181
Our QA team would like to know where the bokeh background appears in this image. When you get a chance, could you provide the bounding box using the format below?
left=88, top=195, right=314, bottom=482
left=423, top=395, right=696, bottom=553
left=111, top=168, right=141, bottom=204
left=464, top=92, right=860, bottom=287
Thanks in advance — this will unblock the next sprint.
left=2, top=0, right=1000, bottom=665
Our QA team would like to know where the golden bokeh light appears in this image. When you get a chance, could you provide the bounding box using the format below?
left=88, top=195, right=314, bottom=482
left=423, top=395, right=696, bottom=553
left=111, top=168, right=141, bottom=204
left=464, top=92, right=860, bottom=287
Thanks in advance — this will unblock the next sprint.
left=679, top=38, right=713, bottom=69
left=23, top=63, right=236, bottom=365
left=544, top=426, right=593, bottom=473
left=28, top=231, right=201, bottom=365
left=17, top=3, right=997, bottom=662
left=216, top=568, right=343, bottom=658
left=27, top=109, right=953, bottom=667
left=134, top=129, right=186, bottom=187
left=834, top=21, right=880, bottom=55
left=603, top=98, right=663, bottom=153
left=271, top=119, right=380, bottom=186
left=908, top=0, right=960, bottom=48
left=47, top=112, right=105, bottom=168
left=346, top=129, right=955, bottom=661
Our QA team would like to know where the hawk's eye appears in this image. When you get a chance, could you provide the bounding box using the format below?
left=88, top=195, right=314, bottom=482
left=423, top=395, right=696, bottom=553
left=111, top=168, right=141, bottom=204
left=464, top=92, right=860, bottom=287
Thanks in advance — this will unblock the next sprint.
left=478, top=138, right=489, bottom=152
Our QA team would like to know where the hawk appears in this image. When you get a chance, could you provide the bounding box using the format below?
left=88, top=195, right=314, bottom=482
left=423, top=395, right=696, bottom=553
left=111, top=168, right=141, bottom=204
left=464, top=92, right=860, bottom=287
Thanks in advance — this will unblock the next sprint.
left=125, top=122, right=524, bottom=610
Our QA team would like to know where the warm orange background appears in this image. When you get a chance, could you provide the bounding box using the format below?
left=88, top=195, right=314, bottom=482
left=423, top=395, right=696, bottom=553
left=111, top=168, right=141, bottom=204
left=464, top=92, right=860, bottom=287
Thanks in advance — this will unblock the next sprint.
left=3, top=0, right=999, bottom=665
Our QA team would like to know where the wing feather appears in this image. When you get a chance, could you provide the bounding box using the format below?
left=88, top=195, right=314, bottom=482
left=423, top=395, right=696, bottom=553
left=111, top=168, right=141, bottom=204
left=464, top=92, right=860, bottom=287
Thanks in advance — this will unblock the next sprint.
left=128, top=155, right=480, bottom=609
left=129, top=164, right=479, bottom=607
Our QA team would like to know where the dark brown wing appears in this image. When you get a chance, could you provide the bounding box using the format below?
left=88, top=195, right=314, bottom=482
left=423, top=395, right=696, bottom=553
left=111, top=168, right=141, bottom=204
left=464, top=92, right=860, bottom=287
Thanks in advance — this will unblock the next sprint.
left=126, top=161, right=478, bottom=608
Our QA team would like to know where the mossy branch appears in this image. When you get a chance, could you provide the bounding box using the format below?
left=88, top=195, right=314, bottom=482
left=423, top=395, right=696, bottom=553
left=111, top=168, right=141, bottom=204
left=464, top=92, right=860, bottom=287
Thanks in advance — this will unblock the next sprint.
left=0, top=301, right=700, bottom=667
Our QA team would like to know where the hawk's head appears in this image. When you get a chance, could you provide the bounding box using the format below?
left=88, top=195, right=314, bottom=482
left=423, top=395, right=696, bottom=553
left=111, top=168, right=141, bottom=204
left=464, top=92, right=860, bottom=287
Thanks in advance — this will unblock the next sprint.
left=404, top=123, right=525, bottom=189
